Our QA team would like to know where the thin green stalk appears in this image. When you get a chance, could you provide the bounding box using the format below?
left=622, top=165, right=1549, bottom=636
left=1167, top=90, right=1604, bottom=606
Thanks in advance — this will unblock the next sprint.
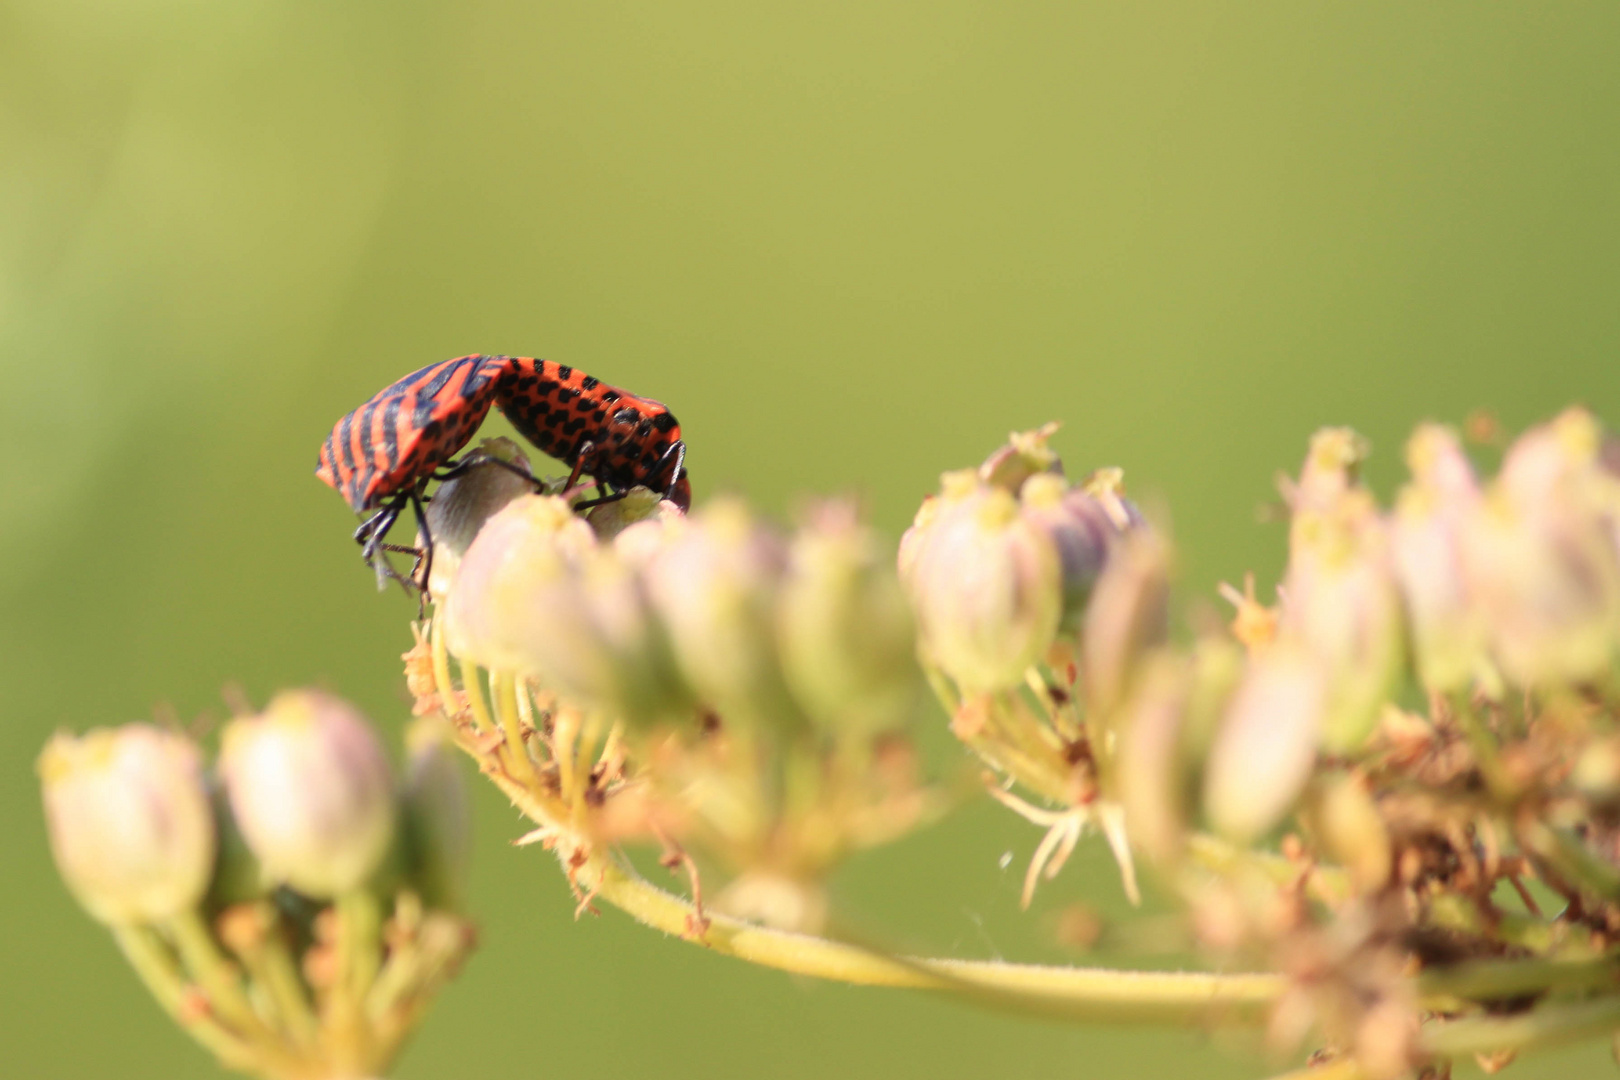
left=1422, top=995, right=1620, bottom=1058
left=325, top=891, right=383, bottom=1076
left=458, top=654, right=498, bottom=738
left=1418, top=955, right=1620, bottom=1003
left=255, top=913, right=320, bottom=1050
left=575, top=848, right=1284, bottom=1024
left=1522, top=819, right=1620, bottom=900
left=492, top=670, right=539, bottom=785
left=166, top=909, right=283, bottom=1047
left=115, top=925, right=257, bottom=1069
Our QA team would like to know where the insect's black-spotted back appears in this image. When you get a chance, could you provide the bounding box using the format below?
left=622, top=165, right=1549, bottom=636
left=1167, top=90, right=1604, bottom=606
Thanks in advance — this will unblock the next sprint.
left=495, top=357, right=688, bottom=505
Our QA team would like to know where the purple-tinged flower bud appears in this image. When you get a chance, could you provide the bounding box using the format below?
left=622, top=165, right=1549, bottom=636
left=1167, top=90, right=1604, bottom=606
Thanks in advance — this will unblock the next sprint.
left=420, top=437, right=538, bottom=599
left=1020, top=471, right=1144, bottom=636
left=1080, top=528, right=1171, bottom=716
left=39, top=724, right=215, bottom=925
left=444, top=494, right=688, bottom=720
left=978, top=422, right=1063, bottom=494
left=1203, top=644, right=1326, bottom=843
left=903, top=485, right=1062, bottom=693
left=220, top=691, right=396, bottom=898
left=1390, top=425, right=1486, bottom=694
left=402, top=717, right=472, bottom=912
left=777, top=501, right=916, bottom=733
left=1281, top=492, right=1404, bottom=750
left=643, top=498, right=799, bottom=724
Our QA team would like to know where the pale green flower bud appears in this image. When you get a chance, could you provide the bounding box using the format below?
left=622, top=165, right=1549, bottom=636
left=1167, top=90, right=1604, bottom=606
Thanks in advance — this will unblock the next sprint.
left=402, top=717, right=473, bottom=911
left=1118, top=638, right=1243, bottom=865
left=1281, top=493, right=1404, bottom=750
left=904, top=485, right=1062, bottom=693
left=420, top=437, right=538, bottom=599
left=1293, top=426, right=1370, bottom=514
left=220, top=691, right=396, bottom=898
left=1080, top=528, right=1171, bottom=716
left=777, top=501, right=916, bottom=733
left=643, top=498, right=799, bottom=724
left=39, top=724, right=215, bottom=925
left=1304, top=773, right=1391, bottom=892
left=444, top=494, right=687, bottom=719
left=1391, top=425, right=1486, bottom=694
left=977, top=422, right=1063, bottom=494
left=1203, top=644, right=1326, bottom=843
left=1116, top=653, right=1193, bottom=865
left=1463, top=412, right=1620, bottom=687
left=586, top=487, right=682, bottom=542
left=1020, top=472, right=1143, bottom=635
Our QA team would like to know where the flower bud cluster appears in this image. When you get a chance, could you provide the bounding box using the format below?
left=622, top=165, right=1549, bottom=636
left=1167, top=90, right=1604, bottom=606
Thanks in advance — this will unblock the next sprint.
left=1097, top=410, right=1620, bottom=1078
left=441, top=491, right=917, bottom=739
left=39, top=692, right=475, bottom=1080
left=900, top=424, right=1150, bottom=695
left=899, top=426, right=1155, bottom=904
left=424, top=485, right=933, bottom=923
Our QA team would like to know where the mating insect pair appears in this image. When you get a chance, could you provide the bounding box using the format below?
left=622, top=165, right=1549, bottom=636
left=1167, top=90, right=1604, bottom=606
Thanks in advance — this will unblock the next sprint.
left=316, top=354, right=691, bottom=594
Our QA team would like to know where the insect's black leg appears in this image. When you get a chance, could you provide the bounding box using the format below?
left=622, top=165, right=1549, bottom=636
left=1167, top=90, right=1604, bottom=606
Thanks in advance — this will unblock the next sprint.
left=357, top=494, right=417, bottom=593
left=654, top=440, right=687, bottom=502
left=354, top=502, right=396, bottom=548
left=563, top=441, right=600, bottom=493
left=358, top=498, right=404, bottom=565
left=570, top=488, right=631, bottom=510
left=409, top=486, right=434, bottom=617
left=433, top=454, right=542, bottom=488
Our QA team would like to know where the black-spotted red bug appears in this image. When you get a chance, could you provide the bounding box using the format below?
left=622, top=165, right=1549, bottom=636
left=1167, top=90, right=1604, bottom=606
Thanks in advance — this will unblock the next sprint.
left=315, top=354, right=691, bottom=591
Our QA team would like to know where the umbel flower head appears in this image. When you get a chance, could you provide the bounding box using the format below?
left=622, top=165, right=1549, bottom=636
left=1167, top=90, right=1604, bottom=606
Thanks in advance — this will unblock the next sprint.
left=39, top=723, right=215, bottom=925
left=41, top=696, right=476, bottom=1080
left=422, top=477, right=937, bottom=901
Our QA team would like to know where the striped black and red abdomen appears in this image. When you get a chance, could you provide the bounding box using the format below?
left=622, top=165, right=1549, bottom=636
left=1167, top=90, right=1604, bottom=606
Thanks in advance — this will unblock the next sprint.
left=316, top=354, right=509, bottom=511
left=495, top=357, right=689, bottom=506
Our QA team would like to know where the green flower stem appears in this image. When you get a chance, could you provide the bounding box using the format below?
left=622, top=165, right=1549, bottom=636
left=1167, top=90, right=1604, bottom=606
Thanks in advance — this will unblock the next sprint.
left=576, top=847, right=1284, bottom=1024
left=1418, top=955, right=1620, bottom=1003
left=1522, top=819, right=1620, bottom=900
left=325, top=890, right=383, bottom=1074
left=1447, top=692, right=1515, bottom=801
left=227, top=904, right=319, bottom=1051
left=491, top=670, right=539, bottom=785
left=457, top=654, right=498, bottom=739
left=368, top=913, right=472, bottom=1061
left=255, top=914, right=321, bottom=1051
left=1421, top=995, right=1620, bottom=1058
left=114, top=924, right=257, bottom=1070
left=167, top=909, right=287, bottom=1051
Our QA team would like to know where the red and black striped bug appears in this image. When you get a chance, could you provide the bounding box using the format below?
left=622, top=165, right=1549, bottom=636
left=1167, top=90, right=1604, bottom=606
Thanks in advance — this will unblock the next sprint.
left=315, top=354, right=690, bottom=592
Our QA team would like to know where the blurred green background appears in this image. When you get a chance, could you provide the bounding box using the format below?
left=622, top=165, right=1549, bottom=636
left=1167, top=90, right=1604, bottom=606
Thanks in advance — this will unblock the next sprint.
left=4, top=2, right=1619, bottom=1077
